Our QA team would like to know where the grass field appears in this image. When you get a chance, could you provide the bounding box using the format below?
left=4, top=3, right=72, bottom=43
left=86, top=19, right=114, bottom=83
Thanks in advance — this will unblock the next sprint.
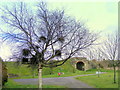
left=5, top=60, right=97, bottom=78
left=4, top=61, right=119, bottom=88
left=75, top=69, right=118, bottom=88
left=5, top=60, right=76, bottom=77
left=3, top=78, right=67, bottom=88
left=12, top=70, right=97, bottom=79
left=6, top=61, right=98, bottom=79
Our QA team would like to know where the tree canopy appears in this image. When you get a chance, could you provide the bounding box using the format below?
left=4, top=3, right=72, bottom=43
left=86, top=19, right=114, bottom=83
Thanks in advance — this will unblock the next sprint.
left=0, top=2, right=98, bottom=68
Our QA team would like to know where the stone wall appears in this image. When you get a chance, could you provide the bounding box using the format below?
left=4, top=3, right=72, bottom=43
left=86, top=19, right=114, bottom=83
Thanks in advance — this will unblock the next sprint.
left=71, top=57, right=119, bottom=71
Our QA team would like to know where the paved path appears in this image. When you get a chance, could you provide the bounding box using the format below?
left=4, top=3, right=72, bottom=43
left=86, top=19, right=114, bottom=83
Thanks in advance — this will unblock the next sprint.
left=14, top=73, right=106, bottom=88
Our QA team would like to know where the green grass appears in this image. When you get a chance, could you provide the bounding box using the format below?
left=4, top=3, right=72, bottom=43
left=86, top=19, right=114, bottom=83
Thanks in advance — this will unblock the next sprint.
left=3, top=78, right=66, bottom=88
left=5, top=60, right=97, bottom=79
left=5, top=62, right=33, bottom=77
left=11, top=69, right=97, bottom=79
left=5, top=61, right=104, bottom=79
left=75, top=70, right=118, bottom=88
left=4, top=61, right=119, bottom=88
left=43, top=69, right=96, bottom=78
left=5, top=60, right=75, bottom=77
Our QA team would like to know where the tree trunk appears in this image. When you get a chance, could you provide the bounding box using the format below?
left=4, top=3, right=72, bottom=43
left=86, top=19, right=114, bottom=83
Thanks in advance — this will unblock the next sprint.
left=97, top=69, right=99, bottom=78
left=32, top=69, right=35, bottom=78
left=38, top=63, right=42, bottom=88
left=0, top=61, right=2, bottom=89
left=97, top=64, right=100, bottom=78
left=50, top=67, right=53, bottom=75
left=113, top=64, right=116, bottom=83
left=72, top=66, right=75, bottom=73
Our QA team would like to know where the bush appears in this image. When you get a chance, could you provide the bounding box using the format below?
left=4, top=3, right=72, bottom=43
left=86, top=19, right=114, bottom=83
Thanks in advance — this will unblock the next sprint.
left=0, top=58, right=8, bottom=85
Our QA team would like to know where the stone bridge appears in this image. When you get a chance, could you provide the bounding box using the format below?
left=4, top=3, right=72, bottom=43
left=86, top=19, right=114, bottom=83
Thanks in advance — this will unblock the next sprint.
left=71, top=57, right=93, bottom=71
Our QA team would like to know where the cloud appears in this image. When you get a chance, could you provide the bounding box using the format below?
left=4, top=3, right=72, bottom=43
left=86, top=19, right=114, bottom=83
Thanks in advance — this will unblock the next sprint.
left=0, top=43, right=12, bottom=60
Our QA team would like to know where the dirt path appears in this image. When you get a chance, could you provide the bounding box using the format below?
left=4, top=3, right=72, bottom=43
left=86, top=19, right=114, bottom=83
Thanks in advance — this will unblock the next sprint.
left=13, top=73, right=106, bottom=88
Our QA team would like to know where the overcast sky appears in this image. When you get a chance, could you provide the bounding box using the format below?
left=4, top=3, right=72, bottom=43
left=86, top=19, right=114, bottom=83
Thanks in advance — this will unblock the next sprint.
left=0, top=0, right=118, bottom=60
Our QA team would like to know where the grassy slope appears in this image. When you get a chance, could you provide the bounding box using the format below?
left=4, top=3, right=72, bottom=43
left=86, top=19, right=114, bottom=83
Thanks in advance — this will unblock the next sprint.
left=75, top=69, right=118, bottom=88
left=5, top=59, right=82, bottom=77
left=5, top=60, right=99, bottom=79
left=5, top=62, right=32, bottom=76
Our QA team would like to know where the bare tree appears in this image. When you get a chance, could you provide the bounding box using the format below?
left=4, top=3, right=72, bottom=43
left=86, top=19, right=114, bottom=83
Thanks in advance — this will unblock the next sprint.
left=100, top=32, right=118, bottom=83
left=0, top=2, right=98, bottom=88
left=95, top=48, right=104, bottom=77
left=82, top=47, right=103, bottom=77
left=81, top=47, right=96, bottom=60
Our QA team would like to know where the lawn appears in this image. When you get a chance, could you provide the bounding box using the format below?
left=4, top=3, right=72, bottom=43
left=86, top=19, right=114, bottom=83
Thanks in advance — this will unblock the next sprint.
left=11, top=69, right=98, bottom=79
left=4, top=61, right=119, bottom=89
left=5, top=61, right=97, bottom=79
left=3, top=78, right=67, bottom=88
left=75, top=70, right=118, bottom=88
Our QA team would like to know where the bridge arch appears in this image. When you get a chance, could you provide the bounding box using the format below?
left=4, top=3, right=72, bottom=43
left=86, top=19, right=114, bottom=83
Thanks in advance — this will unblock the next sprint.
left=76, top=61, right=86, bottom=71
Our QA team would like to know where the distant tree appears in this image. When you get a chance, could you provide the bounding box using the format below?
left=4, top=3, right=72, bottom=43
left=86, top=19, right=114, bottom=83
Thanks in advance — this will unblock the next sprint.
left=83, top=47, right=103, bottom=77
left=0, top=2, right=98, bottom=88
left=95, top=48, right=103, bottom=77
left=49, top=60, right=54, bottom=75
left=81, top=47, right=96, bottom=60
left=70, top=59, right=76, bottom=73
left=0, top=57, right=8, bottom=86
left=100, top=32, right=118, bottom=83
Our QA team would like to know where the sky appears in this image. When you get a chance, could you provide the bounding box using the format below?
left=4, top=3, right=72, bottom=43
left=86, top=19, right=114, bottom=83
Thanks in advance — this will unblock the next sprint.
left=48, top=1, right=118, bottom=32
left=0, top=0, right=118, bottom=60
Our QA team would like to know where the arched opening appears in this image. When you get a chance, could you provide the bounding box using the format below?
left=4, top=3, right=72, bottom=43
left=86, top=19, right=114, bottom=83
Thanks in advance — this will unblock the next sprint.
left=76, top=62, right=84, bottom=71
